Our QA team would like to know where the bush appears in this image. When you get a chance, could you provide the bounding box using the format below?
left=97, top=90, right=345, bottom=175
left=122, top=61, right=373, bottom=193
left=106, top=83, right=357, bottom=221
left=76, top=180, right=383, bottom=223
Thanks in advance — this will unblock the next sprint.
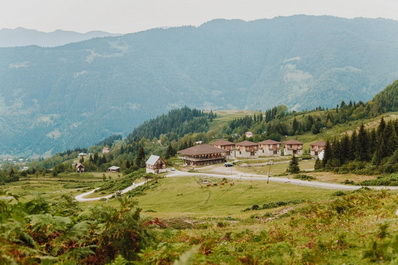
left=359, top=174, right=398, bottom=186
left=342, top=179, right=355, bottom=185
left=332, top=191, right=347, bottom=196
left=293, top=174, right=316, bottom=181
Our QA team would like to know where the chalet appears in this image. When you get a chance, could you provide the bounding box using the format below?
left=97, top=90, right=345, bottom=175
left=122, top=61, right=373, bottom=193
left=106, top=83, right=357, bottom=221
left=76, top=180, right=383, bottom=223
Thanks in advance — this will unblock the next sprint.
left=146, top=155, right=167, bottom=174
left=178, top=144, right=226, bottom=166
left=258, top=139, right=281, bottom=156
left=76, top=163, right=85, bottom=173
left=284, top=140, right=304, bottom=156
left=212, top=140, right=235, bottom=155
left=102, top=148, right=110, bottom=154
left=235, top=140, right=259, bottom=157
left=78, top=153, right=88, bottom=158
left=310, top=141, right=326, bottom=156
left=108, top=166, right=120, bottom=173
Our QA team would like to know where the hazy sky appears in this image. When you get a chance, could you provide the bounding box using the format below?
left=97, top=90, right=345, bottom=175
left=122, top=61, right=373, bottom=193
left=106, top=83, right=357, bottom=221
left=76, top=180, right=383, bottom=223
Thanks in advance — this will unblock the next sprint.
left=1, top=0, right=398, bottom=33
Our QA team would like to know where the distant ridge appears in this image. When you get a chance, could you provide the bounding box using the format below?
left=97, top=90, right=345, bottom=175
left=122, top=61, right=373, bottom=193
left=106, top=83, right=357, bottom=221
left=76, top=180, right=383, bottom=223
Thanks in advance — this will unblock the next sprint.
left=1, top=15, right=398, bottom=156
left=0, top=27, right=119, bottom=47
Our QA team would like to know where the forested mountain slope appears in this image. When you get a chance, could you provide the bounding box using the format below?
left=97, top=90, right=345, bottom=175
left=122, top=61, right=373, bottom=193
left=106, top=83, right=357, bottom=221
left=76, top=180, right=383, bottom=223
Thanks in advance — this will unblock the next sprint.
left=2, top=15, right=398, bottom=155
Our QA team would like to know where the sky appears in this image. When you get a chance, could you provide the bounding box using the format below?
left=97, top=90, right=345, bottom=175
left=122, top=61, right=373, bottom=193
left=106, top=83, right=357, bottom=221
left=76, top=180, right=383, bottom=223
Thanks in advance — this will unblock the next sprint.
left=1, top=0, right=398, bottom=34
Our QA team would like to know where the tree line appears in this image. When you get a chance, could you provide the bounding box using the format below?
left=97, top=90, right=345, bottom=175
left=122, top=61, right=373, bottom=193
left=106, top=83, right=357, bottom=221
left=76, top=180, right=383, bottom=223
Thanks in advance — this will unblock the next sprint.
left=319, top=118, right=398, bottom=174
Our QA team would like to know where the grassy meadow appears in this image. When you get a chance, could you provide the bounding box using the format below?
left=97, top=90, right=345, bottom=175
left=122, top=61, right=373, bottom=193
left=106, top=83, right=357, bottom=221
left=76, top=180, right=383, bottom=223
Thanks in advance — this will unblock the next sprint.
left=135, top=175, right=334, bottom=218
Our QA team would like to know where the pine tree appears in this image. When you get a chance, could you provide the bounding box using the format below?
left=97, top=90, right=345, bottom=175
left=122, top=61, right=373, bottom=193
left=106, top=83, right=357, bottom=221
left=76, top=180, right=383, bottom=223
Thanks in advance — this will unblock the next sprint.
left=340, top=135, right=351, bottom=164
left=350, top=130, right=358, bottom=161
left=287, top=155, right=300, bottom=174
left=135, top=147, right=146, bottom=168
left=292, top=118, right=299, bottom=135
left=322, top=141, right=332, bottom=167
left=165, top=144, right=175, bottom=159
left=356, top=124, right=369, bottom=161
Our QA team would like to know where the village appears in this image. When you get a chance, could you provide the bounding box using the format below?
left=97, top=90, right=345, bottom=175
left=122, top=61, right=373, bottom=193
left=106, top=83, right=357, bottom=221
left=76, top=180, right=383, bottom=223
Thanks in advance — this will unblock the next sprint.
left=73, top=132, right=326, bottom=176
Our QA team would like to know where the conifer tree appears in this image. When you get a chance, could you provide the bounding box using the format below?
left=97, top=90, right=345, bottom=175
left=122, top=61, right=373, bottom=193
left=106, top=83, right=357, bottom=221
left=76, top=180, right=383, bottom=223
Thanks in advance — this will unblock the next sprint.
left=340, top=135, right=351, bottom=164
left=165, top=144, right=175, bottom=159
left=356, top=124, right=369, bottom=161
left=292, top=118, right=299, bottom=135
left=287, top=155, right=300, bottom=173
left=135, top=147, right=146, bottom=168
left=322, top=141, right=332, bottom=167
left=350, top=130, right=358, bottom=161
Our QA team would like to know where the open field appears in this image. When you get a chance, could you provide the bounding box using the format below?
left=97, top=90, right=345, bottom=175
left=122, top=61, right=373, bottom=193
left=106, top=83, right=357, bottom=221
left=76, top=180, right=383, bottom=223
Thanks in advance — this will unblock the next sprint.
left=135, top=175, right=335, bottom=218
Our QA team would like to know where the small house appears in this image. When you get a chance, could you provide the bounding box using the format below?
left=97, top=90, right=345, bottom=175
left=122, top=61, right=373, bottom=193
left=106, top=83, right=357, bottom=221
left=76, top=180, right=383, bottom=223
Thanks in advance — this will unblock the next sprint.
left=258, top=140, right=281, bottom=156
left=102, top=148, right=110, bottom=154
left=235, top=140, right=259, bottom=157
left=212, top=140, right=235, bottom=155
left=310, top=141, right=326, bottom=156
left=76, top=163, right=85, bottom=173
left=245, top=131, right=253, bottom=138
left=78, top=153, right=88, bottom=158
left=146, top=155, right=167, bottom=174
left=284, top=140, right=304, bottom=156
left=108, top=166, right=120, bottom=173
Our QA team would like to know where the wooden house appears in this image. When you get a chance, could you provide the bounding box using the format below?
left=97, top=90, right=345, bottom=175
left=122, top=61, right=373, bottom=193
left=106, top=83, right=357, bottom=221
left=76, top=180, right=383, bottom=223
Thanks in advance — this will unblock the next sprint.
left=146, top=155, right=167, bottom=174
left=283, top=140, right=304, bottom=156
left=212, top=140, right=235, bottom=155
left=76, top=163, right=85, bottom=173
left=178, top=144, right=226, bottom=166
left=235, top=140, right=259, bottom=157
left=310, top=141, right=326, bottom=156
left=258, top=139, right=281, bottom=156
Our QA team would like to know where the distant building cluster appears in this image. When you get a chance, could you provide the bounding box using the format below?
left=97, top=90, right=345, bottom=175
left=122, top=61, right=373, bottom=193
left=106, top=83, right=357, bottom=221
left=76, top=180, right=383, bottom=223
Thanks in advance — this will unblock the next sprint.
left=177, top=139, right=326, bottom=166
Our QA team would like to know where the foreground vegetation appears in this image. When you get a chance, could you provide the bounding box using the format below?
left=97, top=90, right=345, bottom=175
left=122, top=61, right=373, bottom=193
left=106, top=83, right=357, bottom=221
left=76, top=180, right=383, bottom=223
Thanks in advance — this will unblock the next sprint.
left=3, top=179, right=398, bottom=264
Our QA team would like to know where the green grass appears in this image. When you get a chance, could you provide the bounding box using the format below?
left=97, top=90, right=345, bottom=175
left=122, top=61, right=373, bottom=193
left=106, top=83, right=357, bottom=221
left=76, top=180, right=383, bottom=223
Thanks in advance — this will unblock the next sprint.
left=3, top=173, right=106, bottom=202
left=209, top=110, right=261, bottom=131
left=136, top=176, right=334, bottom=217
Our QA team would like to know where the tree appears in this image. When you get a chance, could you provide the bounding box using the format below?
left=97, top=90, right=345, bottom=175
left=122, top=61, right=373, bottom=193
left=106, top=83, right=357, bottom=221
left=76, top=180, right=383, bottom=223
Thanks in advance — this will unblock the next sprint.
left=287, top=155, right=300, bottom=174
left=165, top=144, right=176, bottom=159
left=292, top=118, right=299, bottom=135
left=356, top=124, right=369, bottom=161
left=322, top=141, right=332, bottom=167
left=135, top=147, right=146, bottom=168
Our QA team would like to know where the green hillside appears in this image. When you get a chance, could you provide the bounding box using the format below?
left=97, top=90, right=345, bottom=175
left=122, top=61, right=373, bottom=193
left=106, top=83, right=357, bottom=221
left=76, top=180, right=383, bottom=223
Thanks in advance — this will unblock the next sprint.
left=2, top=15, right=398, bottom=155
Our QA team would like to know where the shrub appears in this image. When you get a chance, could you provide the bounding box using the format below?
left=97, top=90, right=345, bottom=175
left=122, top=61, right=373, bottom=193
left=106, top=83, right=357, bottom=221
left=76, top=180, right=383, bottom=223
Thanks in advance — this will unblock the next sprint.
left=332, top=191, right=347, bottom=196
left=293, top=174, right=316, bottom=181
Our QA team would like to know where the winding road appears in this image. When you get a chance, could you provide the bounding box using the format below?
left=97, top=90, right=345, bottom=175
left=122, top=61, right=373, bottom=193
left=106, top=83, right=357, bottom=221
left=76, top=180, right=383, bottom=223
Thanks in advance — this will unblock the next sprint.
left=75, top=169, right=398, bottom=202
left=75, top=181, right=147, bottom=202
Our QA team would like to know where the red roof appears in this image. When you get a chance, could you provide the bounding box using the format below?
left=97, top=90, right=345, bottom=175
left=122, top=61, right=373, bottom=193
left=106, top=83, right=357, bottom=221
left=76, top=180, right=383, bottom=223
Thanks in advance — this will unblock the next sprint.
left=259, top=139, right=281, bottom=145
left=310, top=141, right=326, bottom=147
left=236, top=140, right=258, bottom=147
left=284, top=139, right=303, bottom=145
left=178, top=144, right=226, bottom=156
left=212, top=140, right=235, bottom=146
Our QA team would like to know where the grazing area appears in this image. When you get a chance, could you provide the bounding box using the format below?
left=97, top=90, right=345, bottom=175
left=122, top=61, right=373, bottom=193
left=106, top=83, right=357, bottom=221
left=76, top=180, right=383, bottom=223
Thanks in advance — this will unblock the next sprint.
left=135, top=176, right=334, bottom=217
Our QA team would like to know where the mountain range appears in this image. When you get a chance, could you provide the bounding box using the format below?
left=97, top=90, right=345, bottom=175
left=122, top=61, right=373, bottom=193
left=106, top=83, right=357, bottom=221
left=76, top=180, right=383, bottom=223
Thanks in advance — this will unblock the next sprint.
left=0, top=28, right=117, bottom=47
left=2, top=15, right=398, bottom=156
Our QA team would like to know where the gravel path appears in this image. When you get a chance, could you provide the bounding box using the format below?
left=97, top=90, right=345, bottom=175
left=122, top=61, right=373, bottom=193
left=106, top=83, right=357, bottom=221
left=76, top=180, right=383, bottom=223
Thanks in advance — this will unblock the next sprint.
left=74, top=181, right=147, bottom=202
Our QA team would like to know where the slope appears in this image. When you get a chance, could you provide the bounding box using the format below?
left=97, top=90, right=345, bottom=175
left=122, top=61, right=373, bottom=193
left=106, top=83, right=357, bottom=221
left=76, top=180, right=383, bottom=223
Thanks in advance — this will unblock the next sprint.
left=2, top=15, right=398, bottom=155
